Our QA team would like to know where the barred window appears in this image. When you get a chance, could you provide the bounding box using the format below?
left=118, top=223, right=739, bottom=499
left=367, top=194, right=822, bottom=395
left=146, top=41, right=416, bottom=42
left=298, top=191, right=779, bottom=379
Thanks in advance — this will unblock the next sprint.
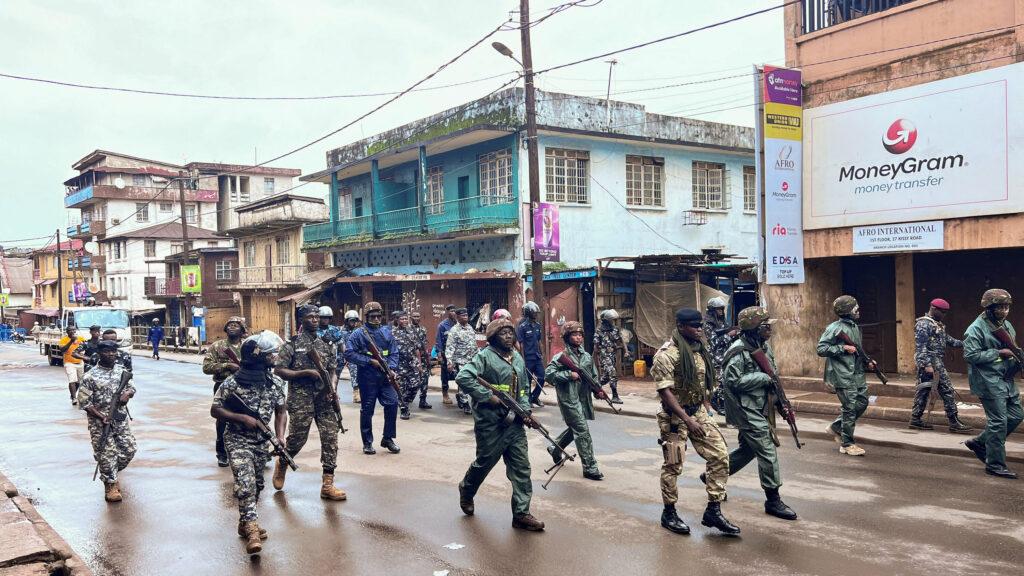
left=427, top=166, right=444, bottom=214
left=215, top=259, right=232, bottom=280
left=478, top=149, right=513, bottom=205
left=743, top=165, right=757, bottom=212
left=626, top=155, right=664, bottom=207
left=545, top=148, right=589, bottom=204
left=135, top=203, right=149, bottom=222
left=692, top=161, right=726, bottom=210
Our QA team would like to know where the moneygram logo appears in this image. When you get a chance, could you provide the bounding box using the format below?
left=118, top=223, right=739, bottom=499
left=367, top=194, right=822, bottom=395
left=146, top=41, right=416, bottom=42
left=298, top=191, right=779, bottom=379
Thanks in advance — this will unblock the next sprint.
left=775, top=145, right=795, bottom=170
left=882, top=119, right=917, bottom=154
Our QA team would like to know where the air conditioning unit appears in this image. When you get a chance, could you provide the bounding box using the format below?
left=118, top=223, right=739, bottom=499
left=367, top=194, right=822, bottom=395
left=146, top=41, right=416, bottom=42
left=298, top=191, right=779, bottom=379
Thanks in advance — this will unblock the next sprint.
left=681, top=210, right=708, bottom=226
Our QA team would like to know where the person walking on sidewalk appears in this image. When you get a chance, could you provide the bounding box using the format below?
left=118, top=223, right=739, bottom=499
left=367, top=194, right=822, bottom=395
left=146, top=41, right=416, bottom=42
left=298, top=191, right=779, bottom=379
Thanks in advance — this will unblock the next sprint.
left=817, top=295, right=874, bottom=457
left=210, top=331, right=287, bottom=555
left=909, top=299, right=972, bottom=434
left=203, top=316, right=248, bottom=467
left=517, top=301, right=545, bottom=407
left=720, top=307, right=797, bottom=521
left=79, top=340, right=136, bottom=503
left=436, top=305, right=456, bottom=406
left=653, top=308, right=739, bottom=537
left=963, top=289, right=1022, bottom=480
left=594, top=309, right=631, bottom=405
left=344, top=302, right=401, bottom=455
left=446, top=307, right=478, bottom=415
left=59, top=326, right=86, bottom=404
left=703, top=297, right=738, bottom=416
left=545, top=321, right=605, bottom=481
left=272, top=305, right=347, bottom=500
left=339, top=310, right=362, bottom=404
left=455, top=318, right=545, bottom=532
left=411, top=311, right=432, bottom=410
left=147, top=319, right=164, bottom=359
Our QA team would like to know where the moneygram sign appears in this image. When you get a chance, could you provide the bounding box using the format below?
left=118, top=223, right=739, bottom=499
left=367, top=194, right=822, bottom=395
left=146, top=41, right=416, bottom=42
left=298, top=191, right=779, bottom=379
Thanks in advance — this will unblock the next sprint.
left=805, top=62, right=1024, bottom=230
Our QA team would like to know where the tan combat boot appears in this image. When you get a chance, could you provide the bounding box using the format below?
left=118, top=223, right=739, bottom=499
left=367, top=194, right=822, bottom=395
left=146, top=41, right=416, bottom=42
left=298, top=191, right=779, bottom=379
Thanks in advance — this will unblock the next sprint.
left=104, top=481, right=122, bottom=502
left=242, top=521, right=263, bottom=554
left=320, top=474, right=347, bottom=501
left=352, top=388, right=361, bottom=404
left=237, top=521, right=268, bottom=540
left=840, top=444, right=866, bottom=457
left=272, top=457, right=287, bottom=490
left=442, top=391, right=453, bottom=405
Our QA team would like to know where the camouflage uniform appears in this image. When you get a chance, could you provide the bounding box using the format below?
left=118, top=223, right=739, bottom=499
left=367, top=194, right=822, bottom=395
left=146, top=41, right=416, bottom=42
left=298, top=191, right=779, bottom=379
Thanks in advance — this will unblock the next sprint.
left=446, top=323, right=479, bottom=410
left=412, top=323, right=430, bottom=393
left=911, top=314, right=964, bottom=422
left=703, top=314, right=735, bottom=413
left=78, top=365, right=137, bottom=483
left=593, top=326, right=629, bottom=397
left=394, top=326, right=425, bottom=403
left=276, top=331, right=340, bottom=473
left=318, top=325, right=346, bottom=365
left=212, top=371, right=286, bottom=522
left=651, top=334, right=729, bottom=505
left=203, top=339, right=244, bottom=461
left=339, top=326, right=360, bottom=389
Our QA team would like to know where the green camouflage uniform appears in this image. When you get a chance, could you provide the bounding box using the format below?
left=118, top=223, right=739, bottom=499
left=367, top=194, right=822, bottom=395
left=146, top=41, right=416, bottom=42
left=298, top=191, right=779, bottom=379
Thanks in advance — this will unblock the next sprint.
left=456, top=346, right=534, bottom=517
left=817, top=319, right=868, bottom=446
left=651, top=334, right=729, bottom=504
left=78, top=365, right=137, bottom=483
left=722, top=337, right=781, bottom=489
left=276, top=331, right=340, bottom=472
left=545, top=345, right=599, bottom=474
left=212, top=371, right=286, bottom=522
left=964, top=314, right=1023, bottom=469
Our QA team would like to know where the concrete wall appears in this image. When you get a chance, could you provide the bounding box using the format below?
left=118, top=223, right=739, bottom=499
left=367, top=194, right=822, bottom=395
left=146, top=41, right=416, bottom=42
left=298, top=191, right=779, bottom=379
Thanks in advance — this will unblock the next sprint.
left=764, top=258, right=843, bottom=376
left=237, top=227, right=307, bottom=271
left=218, top=174, right=302, bottom=231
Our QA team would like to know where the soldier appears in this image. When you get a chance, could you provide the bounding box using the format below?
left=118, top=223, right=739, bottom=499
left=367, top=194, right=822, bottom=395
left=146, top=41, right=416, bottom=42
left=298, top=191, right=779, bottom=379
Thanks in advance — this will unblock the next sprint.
left=436, top=305, right=457, bottom=406
left=78, top=340, right=136, bottom=503
left=720, top=307, right=798, bottom=521
left=817, top=295, right=875, bottom=457
left=100, top=330, right=133, bottom=370
left=446, top=307, right=478, bottom=415
left=653, top=308, right=739, bottom=536
left=963, top=289, right=1023, bottom=479
left=210, top=331, right=287, bottom=555
left=456, top=318, right=545, bottom=531
left=516, top=301, right=545, bottom=407
left=203, top=316, right=248, bottom=467
left=909, top=299, right=972, bottom=433
left=410, top=311, right=432, bottom=410
left=339, top=310, right=362, bottom=404
left=79, top=325, right=102, bottom=373
left=394, top=311, right=422, bottom=420
left=593, top=309, right=631, bottom=405
left=271, top=304, right=347, bottom=501
left=703, top=297, right=738, bottom=415
left=344, top=302, right=401, bottom=455
left=545, top=321, right=605, bottom=481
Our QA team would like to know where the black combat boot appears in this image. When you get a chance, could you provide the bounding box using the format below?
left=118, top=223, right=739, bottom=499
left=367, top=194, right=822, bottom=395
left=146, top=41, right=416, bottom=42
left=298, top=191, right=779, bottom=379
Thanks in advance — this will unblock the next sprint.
left=512, top=514, right=545, bottom=531
left=400, top=406, right=411, bottom=420
left=419, top=395, right=432, bottom=410
left=985, top=465, right=1018, bottom=479
left=948, top=419, right=972, bottom=434
left=701, top=501, right=740, bottom=535
left=610, top=383, right=623, bottom=404
left=764, top=488, right=798, bottom=520
left=908, top=418, right=933, bottom=430
left=547, top=445, right=564, bottom=466
left=661, top=505, right=690, bottom=535
left=458, top=483, right=474, bottom=516
left=381, top=438, right=401, bottom=454
left=964, top=438, right=987, bottom=464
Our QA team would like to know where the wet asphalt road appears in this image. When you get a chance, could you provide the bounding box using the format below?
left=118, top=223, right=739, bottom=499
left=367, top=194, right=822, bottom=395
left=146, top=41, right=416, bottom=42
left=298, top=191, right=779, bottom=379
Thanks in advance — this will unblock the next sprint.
left=1, top=342, right=1023, bottom=576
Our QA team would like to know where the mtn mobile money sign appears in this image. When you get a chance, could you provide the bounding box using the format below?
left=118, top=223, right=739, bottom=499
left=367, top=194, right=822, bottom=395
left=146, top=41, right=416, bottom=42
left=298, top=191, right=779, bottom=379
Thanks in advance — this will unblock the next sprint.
left=804, top=61, right=1024, bottom=230
left=762, top=66, right=804, bottom=285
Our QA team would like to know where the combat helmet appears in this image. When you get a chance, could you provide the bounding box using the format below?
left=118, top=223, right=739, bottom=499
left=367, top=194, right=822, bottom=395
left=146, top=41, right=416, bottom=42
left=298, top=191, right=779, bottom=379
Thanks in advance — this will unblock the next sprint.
left=561, top=321, right=584, bottom=339
left=833, top=295, right=858, bottom=316
left=738, top=307, right=773, bottom=331
left=981, top=289, right=1012, bottom=308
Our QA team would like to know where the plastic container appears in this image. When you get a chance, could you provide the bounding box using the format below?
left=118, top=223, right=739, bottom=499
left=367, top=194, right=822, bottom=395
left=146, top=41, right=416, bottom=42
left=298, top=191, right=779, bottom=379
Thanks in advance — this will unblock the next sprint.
left=633, top=359, right=647, bottom=379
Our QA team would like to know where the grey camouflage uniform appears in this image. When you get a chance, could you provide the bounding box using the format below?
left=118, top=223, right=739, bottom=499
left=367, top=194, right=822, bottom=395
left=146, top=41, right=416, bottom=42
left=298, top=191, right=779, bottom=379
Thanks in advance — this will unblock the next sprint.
left=413, top=324, right=430, bottom=390
left=339, top=326, right=359, bottom=388
left=394, top=326, right=425, bottom=402
left=593, top=326, right=629, bottom=390
left=78, top=365, right=137, bottom=483
left=276, top=331, right=340, bottom=472
left=911, top=314, right=964, bottom=421
left=212, top=372, right=286, bottom=522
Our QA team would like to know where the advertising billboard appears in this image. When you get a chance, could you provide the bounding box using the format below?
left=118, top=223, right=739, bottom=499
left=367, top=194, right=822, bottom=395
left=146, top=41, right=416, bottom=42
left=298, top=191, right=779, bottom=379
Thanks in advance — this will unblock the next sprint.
left=762, top=66, right=805, bottom=285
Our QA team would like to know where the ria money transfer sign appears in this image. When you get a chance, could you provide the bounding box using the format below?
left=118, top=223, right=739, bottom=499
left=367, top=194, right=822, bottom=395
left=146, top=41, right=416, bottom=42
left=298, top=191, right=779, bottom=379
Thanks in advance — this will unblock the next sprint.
left=804, top=61, right=1024, bottom=229
left=762, top=66, right=804, bottom=285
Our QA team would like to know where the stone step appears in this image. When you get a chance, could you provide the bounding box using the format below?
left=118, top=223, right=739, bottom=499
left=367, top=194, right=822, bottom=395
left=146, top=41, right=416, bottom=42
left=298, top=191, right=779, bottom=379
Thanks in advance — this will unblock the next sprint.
left=780, top=374, right=978, bottom=402
left=787, top=390, right=1002, bottom=433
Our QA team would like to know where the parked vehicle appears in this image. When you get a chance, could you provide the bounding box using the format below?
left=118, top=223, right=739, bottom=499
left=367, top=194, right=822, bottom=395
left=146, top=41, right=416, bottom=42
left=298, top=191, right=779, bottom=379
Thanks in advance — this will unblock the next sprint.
left=37, top=307, right=131, bottom=366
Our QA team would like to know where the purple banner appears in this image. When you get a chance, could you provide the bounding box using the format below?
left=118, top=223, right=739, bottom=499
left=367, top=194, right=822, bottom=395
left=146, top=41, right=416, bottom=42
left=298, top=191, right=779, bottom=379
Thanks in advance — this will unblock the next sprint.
left=533, top=203, right=560, bottom=262
left=763, top=66, right=802, bottom=106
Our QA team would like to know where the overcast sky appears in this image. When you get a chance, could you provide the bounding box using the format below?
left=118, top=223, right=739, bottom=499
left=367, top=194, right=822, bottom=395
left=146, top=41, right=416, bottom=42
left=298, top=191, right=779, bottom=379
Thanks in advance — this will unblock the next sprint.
left=0, top=0, right=783, bottom=247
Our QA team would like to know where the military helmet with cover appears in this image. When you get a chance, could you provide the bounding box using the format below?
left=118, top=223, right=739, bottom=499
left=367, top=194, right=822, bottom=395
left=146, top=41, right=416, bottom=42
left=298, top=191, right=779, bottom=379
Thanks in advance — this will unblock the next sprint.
left=738, top=307, right=773, bottom=331
left=344, top=310, right=360, bottom=321
left=364, top=301, right=384, bottom=315
left=561, top=321, right=584, bottom=339
left=599, top=309, right=619, bottom=321
left=981, top=288, right=1012, bottom=308
left=833, top=295, right=859, bottom=316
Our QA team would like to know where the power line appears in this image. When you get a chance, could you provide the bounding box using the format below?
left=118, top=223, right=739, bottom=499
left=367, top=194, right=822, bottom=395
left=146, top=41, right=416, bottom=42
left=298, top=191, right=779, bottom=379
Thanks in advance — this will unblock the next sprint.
left=588, top=173, right=692, bottom=254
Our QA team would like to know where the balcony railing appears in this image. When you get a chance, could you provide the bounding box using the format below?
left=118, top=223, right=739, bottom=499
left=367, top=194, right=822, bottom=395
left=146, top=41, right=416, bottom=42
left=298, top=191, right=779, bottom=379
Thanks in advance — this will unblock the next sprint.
left=67, top=221, right=106, bottom=239
left=221, top=264, right=322, bottom=287
left=303, top=194, right=518, bottom=248
left=146, top=277, right=181, bottom=297
left=802, top=0, right=917, bottom=34
left=67, top=256, right=93, bottom=270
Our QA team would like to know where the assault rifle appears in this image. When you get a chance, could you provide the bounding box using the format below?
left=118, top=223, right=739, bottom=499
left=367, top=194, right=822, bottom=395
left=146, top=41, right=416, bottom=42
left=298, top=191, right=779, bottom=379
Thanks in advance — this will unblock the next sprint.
left=836, top=331, right=888, bottom=385
left=92, top=368, right=133, bottom=481
left=362, top=327, right=408, bottom=411
left=307, top=343, right=346, bottom=433
left=556, top=353, right=620, bottom=414
left=990, top=323, right=1024, bottom=380
left=224, top=346, right=241, bottom=367
left=475, top=375, right=575, bottom=489
left=747, top=347, right=802, bottom=449
left=225, top=392, right=297, bottom=471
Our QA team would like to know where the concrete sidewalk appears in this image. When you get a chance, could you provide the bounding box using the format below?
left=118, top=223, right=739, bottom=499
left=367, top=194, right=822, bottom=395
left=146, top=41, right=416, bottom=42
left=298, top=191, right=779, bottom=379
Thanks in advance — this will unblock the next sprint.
left=0, top=472, right=91, bottom=575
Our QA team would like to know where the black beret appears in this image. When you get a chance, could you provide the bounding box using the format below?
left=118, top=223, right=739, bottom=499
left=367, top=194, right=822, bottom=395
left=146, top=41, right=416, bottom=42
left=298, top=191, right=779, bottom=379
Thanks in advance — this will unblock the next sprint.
left=675, top=308, right=703, bottom=326
left=98, top=340, right=119, bottom=351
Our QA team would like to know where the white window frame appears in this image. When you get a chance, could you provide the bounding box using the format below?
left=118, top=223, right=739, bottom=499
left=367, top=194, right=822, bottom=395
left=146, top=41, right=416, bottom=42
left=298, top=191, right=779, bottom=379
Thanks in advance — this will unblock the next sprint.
left=243, top=241, right=256, bottom=267
left=626, top=155, right=665, bottom=208
left=275, top=237, right=291, bottom=265
left=135, top=202, right=149, bottom=222
left=478, top=149, right=513, bottom=205
left=263, top=178, right=275, bottom=194
left=144, top=240, right=156, bottom=258
left=692, top=161, right=726, bottom=210
left=185, top=204, right=197, bottom=224
left=159, top=202, right=173, bottom=213
left=545, top=148, right=590, bottom=204
left=215, top=259, right=232, bottom=280
left=427, top=166, right=444, bottom=214
left=339, top=188, right=352, bottom=220
left=170, top=243, right=183, bottom=255
left=114, top=242, right=122, bottom=260
left=743, top=165, right=757, bottom=213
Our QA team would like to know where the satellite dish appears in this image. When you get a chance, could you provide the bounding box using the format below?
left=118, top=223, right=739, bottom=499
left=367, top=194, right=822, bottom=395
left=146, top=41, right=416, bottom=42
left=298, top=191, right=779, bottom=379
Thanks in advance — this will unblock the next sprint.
left=84, top=241, right=99, bottom=253
left=114, top=177, right=126, bottom=189
left=88, top=283, right=100, bottom=293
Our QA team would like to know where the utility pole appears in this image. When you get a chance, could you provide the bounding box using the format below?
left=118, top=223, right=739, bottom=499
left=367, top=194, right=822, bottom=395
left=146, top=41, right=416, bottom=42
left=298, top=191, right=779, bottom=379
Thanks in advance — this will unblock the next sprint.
left=520, top=0, right=547, bottom=356
left=55, top=227, right=64, bottom=323
left=604, top=59, right=617, bottom=128
left=178, top=171, right=191, bottom=330
left=0, top=245, right=6, bottom=324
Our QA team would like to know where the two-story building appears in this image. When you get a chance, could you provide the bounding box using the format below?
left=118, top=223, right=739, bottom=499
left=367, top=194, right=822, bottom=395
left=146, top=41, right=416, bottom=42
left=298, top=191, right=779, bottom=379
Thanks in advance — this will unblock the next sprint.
left=145, top=246, right=240, bottom=342
left=768, top=0, right=1024, bottom=376
left=27, top=240, right=85, bottom=322
left=218, top=194, right=331, bottom=337
left=0, top=255, right=33, bottom=327
left=300, top=88, right=757, bottom=345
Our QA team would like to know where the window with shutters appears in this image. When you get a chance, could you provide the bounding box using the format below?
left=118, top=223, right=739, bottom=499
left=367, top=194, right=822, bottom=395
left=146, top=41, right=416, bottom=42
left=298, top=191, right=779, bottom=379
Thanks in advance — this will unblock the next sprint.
left=743, top=165, right=757, bottom=212
left=545, top=148, right=589, bottom=204
left=626, top=155, right=664, bottom=207
left=243, top=242, right=256, bottom=267
left=427, top=166, right=444, bottom=214
left=144, top=276, right=156, bottom=295
left=692, top=161, right=726, bottom=210
left=275, top=237, right=291, bottom=265
left=478, top=149, right=513, bottom=205
left=185, top=204, right=197, bottom=224
left=136, top=203, right=149, bottom=222
left=144, top=240, right=156, bottom=258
